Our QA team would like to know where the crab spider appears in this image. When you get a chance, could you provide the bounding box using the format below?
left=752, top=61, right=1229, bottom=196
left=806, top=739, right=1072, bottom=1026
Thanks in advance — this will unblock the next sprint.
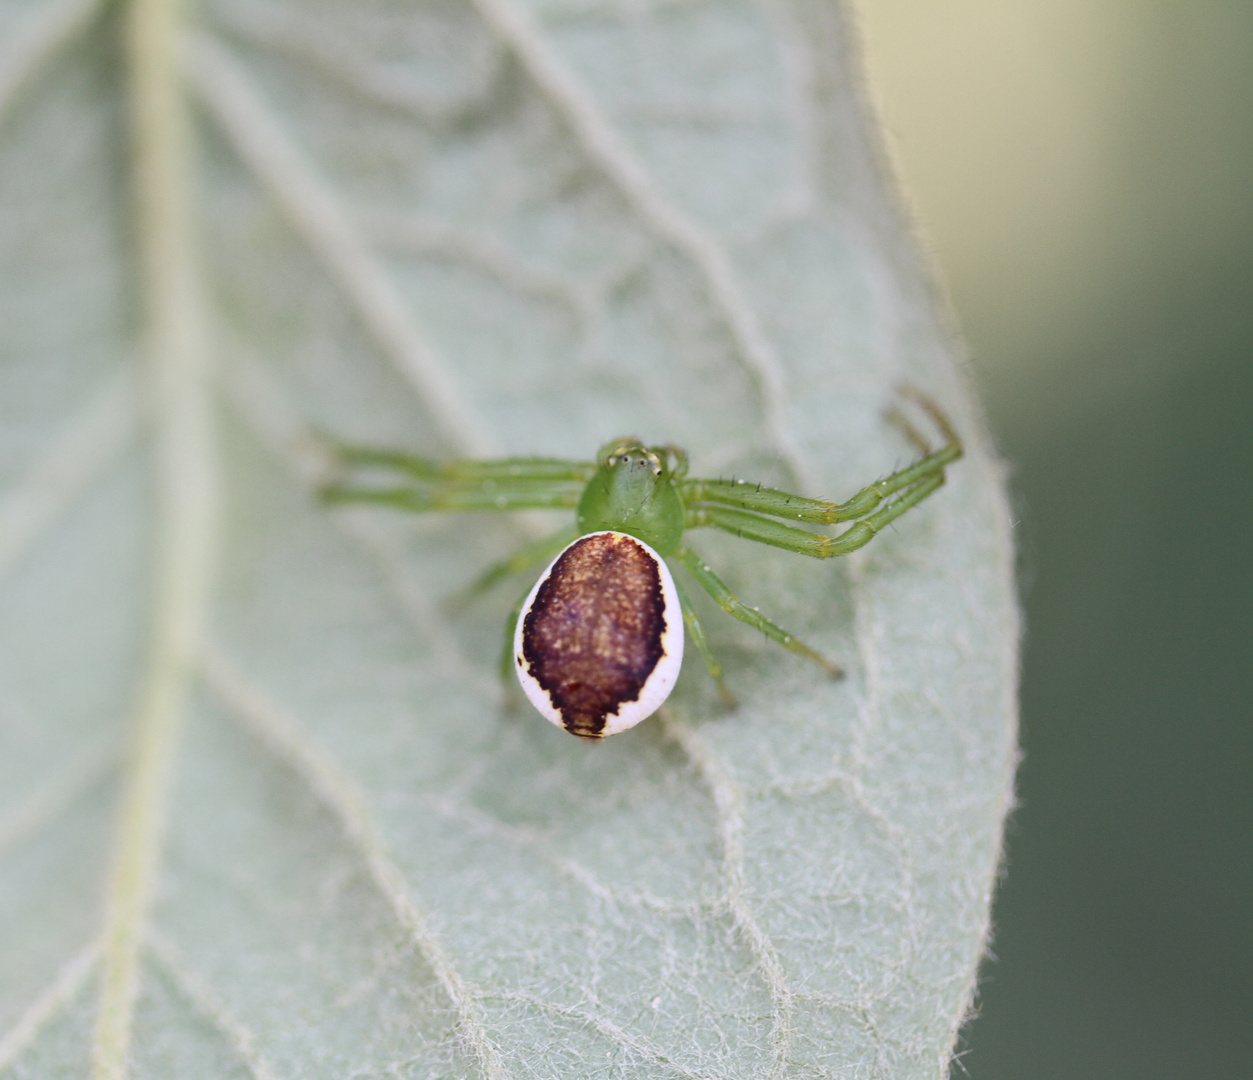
left=321, top=390, right=962, bottom=739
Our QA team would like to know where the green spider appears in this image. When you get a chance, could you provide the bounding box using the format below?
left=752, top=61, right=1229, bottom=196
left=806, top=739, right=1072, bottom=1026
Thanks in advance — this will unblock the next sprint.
left=321, top=390, right=961, bottom=740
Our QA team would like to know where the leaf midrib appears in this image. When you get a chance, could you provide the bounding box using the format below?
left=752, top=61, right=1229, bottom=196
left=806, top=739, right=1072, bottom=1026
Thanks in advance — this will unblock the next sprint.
left=91, top=0, right=219, bottom=1075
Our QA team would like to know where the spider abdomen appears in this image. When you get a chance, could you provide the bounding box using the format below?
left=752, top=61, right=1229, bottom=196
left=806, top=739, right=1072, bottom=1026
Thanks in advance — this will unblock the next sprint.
left=514, top=531, right=684, bottom=739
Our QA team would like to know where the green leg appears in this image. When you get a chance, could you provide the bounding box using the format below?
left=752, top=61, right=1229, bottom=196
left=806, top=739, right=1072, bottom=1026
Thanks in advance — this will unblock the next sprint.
left=681, top=443, right=957, bottom=523
left=689, top=473, right=946, bottom=559
left=819, top=472, right=947, bottom=556
left=447, top=525, right=579, bottom=610
left=673, top=577, right=736, bottom=707
left=324, top=443, right=596, bottom=483
left=320, top=481, right=584, bottom=513
left=320, top=449, right=596, bottom=513
left=676, top=547, right=842, bottom=677
left=680, top=392, right=960, bottom=524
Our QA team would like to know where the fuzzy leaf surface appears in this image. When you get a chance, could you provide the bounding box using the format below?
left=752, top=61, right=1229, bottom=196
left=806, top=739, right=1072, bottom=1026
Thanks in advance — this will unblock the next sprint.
left=0, top=0, right=1017, bottom=1076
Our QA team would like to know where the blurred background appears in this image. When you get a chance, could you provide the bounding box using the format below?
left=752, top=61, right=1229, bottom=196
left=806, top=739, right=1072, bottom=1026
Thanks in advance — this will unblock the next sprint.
left=849, top=2, right=1253, bottom=1077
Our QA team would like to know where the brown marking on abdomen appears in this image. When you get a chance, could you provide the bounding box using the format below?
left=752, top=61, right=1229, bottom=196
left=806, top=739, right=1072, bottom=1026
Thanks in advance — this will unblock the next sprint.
left=521, top=533, right=667, bottom=738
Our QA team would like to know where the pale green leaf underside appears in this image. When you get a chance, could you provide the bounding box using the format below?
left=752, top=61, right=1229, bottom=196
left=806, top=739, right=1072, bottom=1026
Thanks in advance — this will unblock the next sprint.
left=0, top=0, right=1017, bottom=1077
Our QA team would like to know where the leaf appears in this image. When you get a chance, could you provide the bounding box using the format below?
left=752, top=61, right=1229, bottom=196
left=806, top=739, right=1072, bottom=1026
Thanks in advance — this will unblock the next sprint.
left=0, top=0, right=1018, bottom=1077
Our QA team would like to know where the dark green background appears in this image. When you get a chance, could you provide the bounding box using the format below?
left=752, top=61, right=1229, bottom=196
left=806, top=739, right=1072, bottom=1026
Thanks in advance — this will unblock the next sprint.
left=950, top=8, right=1253, bottom=1077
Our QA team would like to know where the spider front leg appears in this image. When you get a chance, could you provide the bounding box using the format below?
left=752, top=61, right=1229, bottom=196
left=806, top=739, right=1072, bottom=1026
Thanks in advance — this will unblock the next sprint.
left=680, top=392, right=960, bottom=525
left=325, top=444, right=598, bottom=484
left=689, top=471, right=947, bottom=559
left=676, top=547, right=843, bottom=678
left=320, top=448, right=593, bottom=514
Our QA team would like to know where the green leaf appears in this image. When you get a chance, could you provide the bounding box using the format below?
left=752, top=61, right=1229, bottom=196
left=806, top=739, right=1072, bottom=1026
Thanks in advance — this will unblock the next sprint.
left=0, top=0, right=1018, bottom=1077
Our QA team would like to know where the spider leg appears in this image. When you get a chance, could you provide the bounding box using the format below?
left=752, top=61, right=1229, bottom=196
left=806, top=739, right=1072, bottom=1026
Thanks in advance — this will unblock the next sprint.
left=689, top=472, right=946, bottom=559
left=895, top=384, right=961, bottom=447
left=320, top=479, right=585, bottom=513
left=673, top=577, right=736, bottom=707
left=320, top=444, right=595, bottom=512
left=447, top=525, right=580, bottom=610
left=323, top=442, right=596, bottom=483
left=680, top=393, right=960, bottom=524
left=679, top=443, right=948, bottom=523
left=676, top=547, right=842, bottom=677
left=882, top=405, right=933, bottom=457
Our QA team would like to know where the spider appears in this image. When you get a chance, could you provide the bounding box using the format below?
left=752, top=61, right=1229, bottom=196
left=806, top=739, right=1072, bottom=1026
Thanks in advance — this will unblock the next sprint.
left=321, top=389, right=961, bottom=740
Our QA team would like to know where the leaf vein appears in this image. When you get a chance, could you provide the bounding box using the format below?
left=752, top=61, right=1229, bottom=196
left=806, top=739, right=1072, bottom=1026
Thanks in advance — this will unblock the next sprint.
left=200, top=644, right=510, bottom=1080
left=0, top=937, right=100, bottom=1070
left=146, top=932, right=285, bottom=1080
left=211, top=0, right=506, bottom=123
left=186, top=34, right=493, bottom=457
left=0, top=372, right=138, bottom=584
left=218, top=350, right=496, bottom=694
left=92, top=0, right=219, bottom=1071
left=488, top=990, right=724, bottom=1080
left=422, top=794, right=708, bottom=921
left=659, top=711, right=797, bottom=1080
left=471, top=0, right=806, bottom=481
left=0, top=735, right=120, bottom=860
left=0, top=0, right=105, bottom=126
left=364, top=212, right=599, bottom=335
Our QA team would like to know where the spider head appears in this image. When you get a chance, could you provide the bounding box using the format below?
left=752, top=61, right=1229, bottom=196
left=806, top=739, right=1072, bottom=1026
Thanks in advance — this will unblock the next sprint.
left=579, top=438, right=687, bottom=554
left=596, top=438, right=688, bottom=478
